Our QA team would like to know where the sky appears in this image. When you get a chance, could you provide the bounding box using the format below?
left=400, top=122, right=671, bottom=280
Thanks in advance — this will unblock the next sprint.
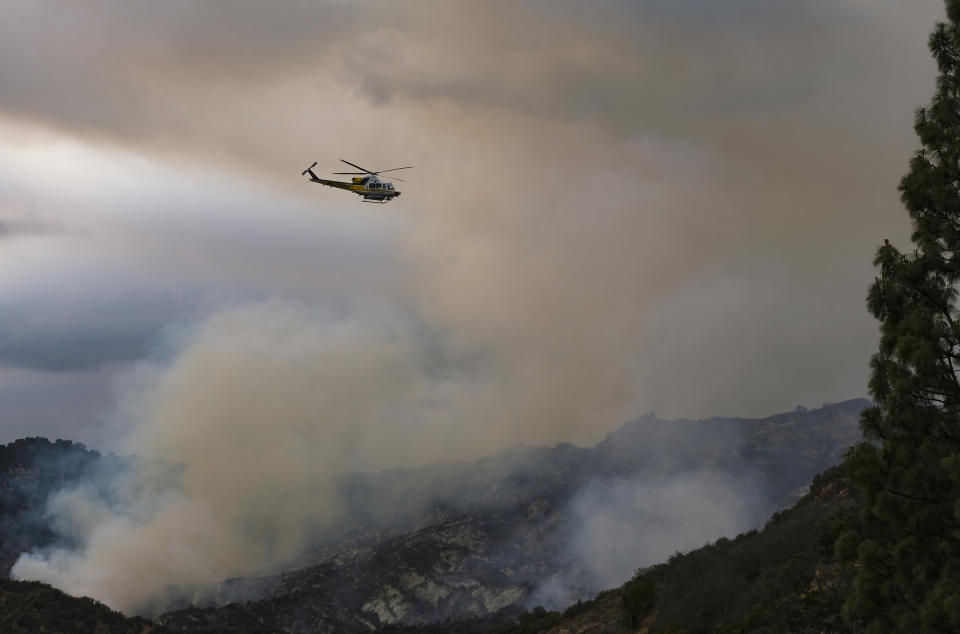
left=0, top=0, right=948, bottom=459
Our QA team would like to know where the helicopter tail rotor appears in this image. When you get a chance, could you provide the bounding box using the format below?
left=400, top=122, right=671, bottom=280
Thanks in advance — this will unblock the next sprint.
left=301, top=161, right=318, bottom=178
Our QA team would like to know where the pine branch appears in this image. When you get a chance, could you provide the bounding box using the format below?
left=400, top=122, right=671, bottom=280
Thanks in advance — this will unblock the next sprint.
left=882, top=485, right=941, bottom=505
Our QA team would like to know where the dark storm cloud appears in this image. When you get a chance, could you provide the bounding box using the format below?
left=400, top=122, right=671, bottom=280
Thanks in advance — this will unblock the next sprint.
left=0, top=1, right=384, bottom=153
left=0, top=331, right=149, bottom=373
left=0, top=366, right=118, bottom=446
left=0, top=1, right=913, bottom=152
left=0, top=289, right=177, bottom=372
left=343, top=1, right=871, bottom=131
left=627, top=0, right=843, bottom=25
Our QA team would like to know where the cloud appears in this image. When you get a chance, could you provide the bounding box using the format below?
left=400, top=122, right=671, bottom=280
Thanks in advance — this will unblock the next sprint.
left=0, top=1, right=941, bottom=174
left=0, top=272, right=174, bottom=373
left=0, top=0, right=946, bottom=435
left=0, top=367, right=119, bottom=447
left=0, top=172, right=51, bottom=238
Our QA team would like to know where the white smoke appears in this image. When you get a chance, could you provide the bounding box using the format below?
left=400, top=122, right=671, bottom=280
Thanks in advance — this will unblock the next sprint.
left=529, top=471, right=764, bottom=609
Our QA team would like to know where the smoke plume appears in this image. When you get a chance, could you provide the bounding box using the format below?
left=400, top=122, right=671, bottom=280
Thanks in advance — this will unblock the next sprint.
left=529, top=471, right=765, bottom=609
left=13, top=301, right=479, bottom=610
left=15, top=295, right=639, bottom=612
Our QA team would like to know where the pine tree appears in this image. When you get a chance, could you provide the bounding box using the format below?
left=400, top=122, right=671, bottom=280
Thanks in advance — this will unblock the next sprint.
left=844, top=2, right=960, bottom=631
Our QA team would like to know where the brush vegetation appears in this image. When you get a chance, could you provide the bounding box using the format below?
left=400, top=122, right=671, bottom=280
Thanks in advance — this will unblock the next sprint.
left=384, top=464, right=861, bottom=634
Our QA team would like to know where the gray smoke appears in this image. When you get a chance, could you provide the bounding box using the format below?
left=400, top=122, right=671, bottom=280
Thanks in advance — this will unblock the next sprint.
left=528, top=471, right=765, bottom=610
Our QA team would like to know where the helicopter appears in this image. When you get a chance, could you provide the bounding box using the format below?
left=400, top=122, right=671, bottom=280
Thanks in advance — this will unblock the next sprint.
left=301, top=159, right=413, bottom=203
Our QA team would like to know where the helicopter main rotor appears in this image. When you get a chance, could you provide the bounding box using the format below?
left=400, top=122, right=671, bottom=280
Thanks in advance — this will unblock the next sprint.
left=333, top=159, right=415, bottom=182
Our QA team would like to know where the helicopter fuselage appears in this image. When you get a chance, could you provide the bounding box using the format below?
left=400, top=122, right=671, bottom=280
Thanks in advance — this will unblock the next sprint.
left=350, top=176, right=401, bottom=203
left=301, top=160, right=408, bottom=204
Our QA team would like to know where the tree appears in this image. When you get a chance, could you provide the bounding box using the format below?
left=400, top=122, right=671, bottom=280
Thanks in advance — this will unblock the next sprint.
left=621, top=569, right=656, bottom=627
left=844, top=2, right=960, bottom=631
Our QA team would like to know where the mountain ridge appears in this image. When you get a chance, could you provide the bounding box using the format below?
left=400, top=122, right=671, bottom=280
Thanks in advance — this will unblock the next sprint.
left=156, top=399, right=868, bottom=631
left=1, top=398, right=870, bottom=632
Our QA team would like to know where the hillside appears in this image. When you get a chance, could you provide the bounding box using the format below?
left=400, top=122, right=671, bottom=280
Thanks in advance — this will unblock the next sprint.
left=0, top=578, right=161, bottom=634
left=153, top=400, right=867, bottom=632
left=0, top=578, right=286, bottom=634
left=0, top=438, right=134, bottom=576
left=383, top=464, right=861, bottom=634
left=619, top=465, right=858, bottom=633
left=0, top=400, right=868, bottom=632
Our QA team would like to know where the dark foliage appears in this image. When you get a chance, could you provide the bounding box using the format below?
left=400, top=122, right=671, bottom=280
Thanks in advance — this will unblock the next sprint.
left=0, top=578, right=158, bottom=633
left=638, top=467, right=859, bottom=633
left=845, top=1, right=960, bottom=630
left=0, top=438, right=116, bottom=575
left=621, top=571, right=655, bottom=627
left=377, top=605, right=564, bottom=633
left=0, top=578, right=282, bottom=633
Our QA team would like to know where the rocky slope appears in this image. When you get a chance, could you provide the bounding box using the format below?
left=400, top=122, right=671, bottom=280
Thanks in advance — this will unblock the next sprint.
left=153, top=399, right=868, bottom=632
left=4, top=461, right=854, bottom=634
left=160, top=502, right=556, bottom=632
left=0, top=400, right=867, bottom=632
left=384, top=464, right=861, bottom=634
